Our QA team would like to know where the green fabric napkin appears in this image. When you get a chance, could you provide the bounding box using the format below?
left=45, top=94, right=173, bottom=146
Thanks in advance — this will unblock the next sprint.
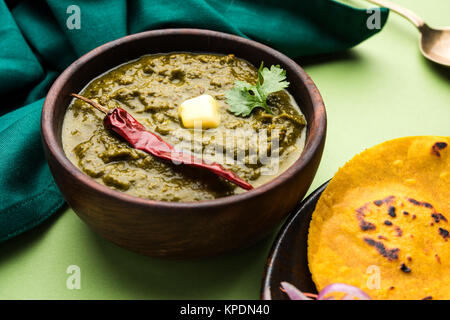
left=0, top=0, right=388, bottom=242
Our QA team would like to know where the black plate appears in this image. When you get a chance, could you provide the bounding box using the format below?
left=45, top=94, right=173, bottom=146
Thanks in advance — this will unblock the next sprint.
left=261, top=181, right=329, bottom=300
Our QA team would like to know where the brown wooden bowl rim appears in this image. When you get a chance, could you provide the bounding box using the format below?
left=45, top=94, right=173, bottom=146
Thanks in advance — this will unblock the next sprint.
left=41, top=28, right=327, bottom=210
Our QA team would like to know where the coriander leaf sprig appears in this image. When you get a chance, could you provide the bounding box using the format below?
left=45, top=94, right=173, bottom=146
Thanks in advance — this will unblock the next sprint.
left=225, top=62, right=289, bottom=117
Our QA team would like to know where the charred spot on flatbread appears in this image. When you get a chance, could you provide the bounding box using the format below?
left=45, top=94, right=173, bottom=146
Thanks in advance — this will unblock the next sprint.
left=356, top=206, right=376, bottom=231
left=400, top=263, right=411, bottom=273
left=431, top=142, right=448, bottom=157
left=363, top=237, right=399, bottom=260
left=439, top=228, right=449, bottom=241
left=388, top=206, right=396, bottom=217
left=432, top=213, right=447, bottom=223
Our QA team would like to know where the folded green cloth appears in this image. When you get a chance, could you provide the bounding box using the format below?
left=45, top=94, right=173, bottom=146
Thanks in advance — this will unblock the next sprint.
left=0, top=0, right=388, bottom=242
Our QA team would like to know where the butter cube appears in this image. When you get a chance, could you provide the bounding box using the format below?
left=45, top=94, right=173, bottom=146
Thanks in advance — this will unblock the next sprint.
left=178, top=94, right=220, bottom=129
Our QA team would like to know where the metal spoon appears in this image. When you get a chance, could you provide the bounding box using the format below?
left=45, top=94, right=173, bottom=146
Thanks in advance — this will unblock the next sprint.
left=367, top=0, right=450, bottom=67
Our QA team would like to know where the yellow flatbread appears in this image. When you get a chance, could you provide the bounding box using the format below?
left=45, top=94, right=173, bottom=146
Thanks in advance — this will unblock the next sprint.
left=308, top=136, right=450, bottom=300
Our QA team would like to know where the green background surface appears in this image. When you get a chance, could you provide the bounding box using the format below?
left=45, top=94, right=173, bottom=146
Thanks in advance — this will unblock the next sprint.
left=0, top=0, right=449, bottom=299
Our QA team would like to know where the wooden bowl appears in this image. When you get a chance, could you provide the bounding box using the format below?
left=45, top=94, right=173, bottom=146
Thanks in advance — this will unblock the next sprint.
left=41, top=29, right=326, bottom=258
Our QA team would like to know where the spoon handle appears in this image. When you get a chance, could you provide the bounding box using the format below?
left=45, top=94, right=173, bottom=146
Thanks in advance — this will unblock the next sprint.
left=366, top=0, right=425, bottom=29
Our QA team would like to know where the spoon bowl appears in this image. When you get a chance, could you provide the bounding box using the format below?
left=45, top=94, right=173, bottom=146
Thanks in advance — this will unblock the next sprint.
left=368, top=0, right=450, bottom=67
left=420, top=25, right=450, bottom=67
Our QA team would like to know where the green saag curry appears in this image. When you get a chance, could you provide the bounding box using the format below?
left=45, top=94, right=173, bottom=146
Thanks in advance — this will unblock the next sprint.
left=62, top=53, right=306, bottom=202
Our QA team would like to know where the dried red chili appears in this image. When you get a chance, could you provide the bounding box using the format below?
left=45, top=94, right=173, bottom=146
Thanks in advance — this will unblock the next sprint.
left=70, top=94, right=253, bottom=190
